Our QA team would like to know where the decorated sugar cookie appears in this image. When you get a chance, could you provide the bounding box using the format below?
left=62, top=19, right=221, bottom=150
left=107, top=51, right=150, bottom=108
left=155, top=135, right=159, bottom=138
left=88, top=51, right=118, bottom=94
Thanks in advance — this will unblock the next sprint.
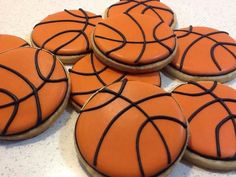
left=31, top=8, right=102, bottom=64
left=91, top=13, right=177, bottom=73
left=0, top=34, right=29, bottom=54
left=172, top=81, right=236, bottom=171
left=0, top=47, right=70, bottom=140
left=166, top=26, right=236, bottom=82
left=106, top=0, right=176, bottom=28
left=75, top=80, right=188, bottom=177
left=69, top=53, right=161, bottom=111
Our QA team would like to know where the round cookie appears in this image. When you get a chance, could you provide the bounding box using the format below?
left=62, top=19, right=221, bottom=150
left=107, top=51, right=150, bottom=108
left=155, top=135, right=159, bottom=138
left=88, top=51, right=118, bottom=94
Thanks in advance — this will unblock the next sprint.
left=172, top=81, right=236, bottom=171
left=106, top=0, right=176, bottom=28
left=31, top=8, right=102, bottom=64
left=165, top=26, right=236, bottom=83
left=91, top=13, right=177, bottom=73
left=75, top=80, right=188, bottom=177
left=0, top=47, right=70, bottom=140
left=0, top=34, right=29, bottom=54
left=69, top=53, right=161, bottom=111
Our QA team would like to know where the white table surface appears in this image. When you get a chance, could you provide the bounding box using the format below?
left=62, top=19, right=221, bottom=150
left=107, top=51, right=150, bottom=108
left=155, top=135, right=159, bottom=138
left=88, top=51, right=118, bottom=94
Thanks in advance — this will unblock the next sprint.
left=0, top=0, right=235, bottom=177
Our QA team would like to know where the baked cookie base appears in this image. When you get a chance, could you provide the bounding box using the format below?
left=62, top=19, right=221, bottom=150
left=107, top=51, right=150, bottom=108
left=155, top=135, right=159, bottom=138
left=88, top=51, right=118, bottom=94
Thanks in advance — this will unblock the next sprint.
left=184, top=149, right=236, bottom=171
left=71, top=100, right=82, bottom=113
left=30, top=36, right=87, bottom=65
left=165, top=65, right=236, bottom=83
left=0, top=70, right=71, bottom=141
left=74, top=90, right=189, bottom=177
left=70, top=86, right=106, bottom=113
left=91, top=31, right=178, bottom=74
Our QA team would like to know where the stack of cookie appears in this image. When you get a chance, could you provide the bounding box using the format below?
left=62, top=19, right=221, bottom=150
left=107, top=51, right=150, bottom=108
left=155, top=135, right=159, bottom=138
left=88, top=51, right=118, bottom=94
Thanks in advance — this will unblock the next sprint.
left=0, top=0, right=235, bottom=177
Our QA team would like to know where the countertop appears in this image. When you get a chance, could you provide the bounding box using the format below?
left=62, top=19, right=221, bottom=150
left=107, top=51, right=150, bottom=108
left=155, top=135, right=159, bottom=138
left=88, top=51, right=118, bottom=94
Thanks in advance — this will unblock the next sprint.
left=0, top=0, right=235, bottom=177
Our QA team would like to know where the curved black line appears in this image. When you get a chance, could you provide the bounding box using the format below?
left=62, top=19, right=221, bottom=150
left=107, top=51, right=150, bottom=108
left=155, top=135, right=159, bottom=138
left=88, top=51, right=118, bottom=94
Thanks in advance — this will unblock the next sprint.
left=107, top=0, right=131, bottom=17
left=96, top=22, right=127, bottom=56
left=142, top=5, right=174, bottom=26
left=142, top=6, right=174, bottom=15
left=211, top=42, right=236, bottom=71
left=188, top=98, right=236, bottom=123
left=153, top=21, right=174, bottom=54
left=54, top=9, right=91, bottom=53
left=20, top=43, right=29, bottom=47
left=126, top=13, right=146, bottom=63
left=159, top=34, right=176, bottom=42
left=215, top=115, right=236, bottom=157
left=124, top=0, right=150, bottom=14
left=172, top=81, right=217, bottom=97
left=175, top=26, right=193, bottom=38
left=34, top=19, right=96, bottom=28
left=64, top=8, right=102, bottom=19
left=91, top=54, right=107, bottom=86
left=40, top=30, right=90, bottom=55
left=81, top=79, right=128, bottom=113
left=35, top=50, right=67, bottom=82
left=54, top=31, right=89, bottom=54
left=0, top=89, right=19, bottom=135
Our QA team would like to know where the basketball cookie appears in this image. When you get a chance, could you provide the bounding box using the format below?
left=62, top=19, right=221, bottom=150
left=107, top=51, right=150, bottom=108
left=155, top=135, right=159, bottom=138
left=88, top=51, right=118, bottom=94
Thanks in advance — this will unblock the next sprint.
left=165, top=26, right=236, bottom=82
left=91, top=13, right=177, bottom=73
left=0, top=34, right=29, bottom=54
left=69, top=53, right=161, bottom=111
left=75, top=80, right=188, bottom=177
left=31, top=8, right=102, bottom=64
left=172, top=81, right=236, bottom=171
left=0, top=47, right=70, bottom=140
left=106, top=0, right=176, bottom=28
